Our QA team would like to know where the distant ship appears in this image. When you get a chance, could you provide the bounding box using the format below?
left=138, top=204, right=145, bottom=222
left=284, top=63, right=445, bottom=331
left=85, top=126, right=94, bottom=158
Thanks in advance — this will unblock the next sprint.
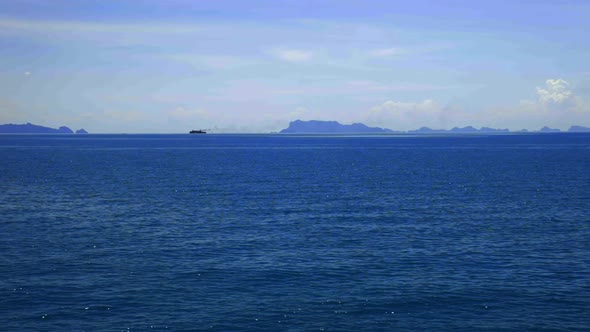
left=189, top=130, right=206, bottom=134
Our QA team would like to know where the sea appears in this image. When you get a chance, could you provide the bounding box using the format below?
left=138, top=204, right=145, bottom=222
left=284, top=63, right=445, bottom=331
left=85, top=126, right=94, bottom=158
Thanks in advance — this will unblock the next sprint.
left=1, top=133, right=589, bottom=331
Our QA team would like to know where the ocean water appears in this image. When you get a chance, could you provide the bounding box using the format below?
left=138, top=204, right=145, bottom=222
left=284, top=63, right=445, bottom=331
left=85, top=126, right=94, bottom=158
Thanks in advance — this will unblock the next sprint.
left=1, top=133, right=589, bottom=331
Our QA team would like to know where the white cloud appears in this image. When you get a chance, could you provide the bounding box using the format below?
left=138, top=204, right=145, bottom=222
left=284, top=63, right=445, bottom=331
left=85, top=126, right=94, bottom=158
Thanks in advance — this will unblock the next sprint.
left=369, top=47, right=403, bottom=57
left=274, top=49, right=313, bottom=62
left=492, top=78, right=588, bottom=129
left=366, top=99, right=456, bottom=130
left=364, top=79, right=590, bottom=131
left=536, top=79, right=574, bottom=105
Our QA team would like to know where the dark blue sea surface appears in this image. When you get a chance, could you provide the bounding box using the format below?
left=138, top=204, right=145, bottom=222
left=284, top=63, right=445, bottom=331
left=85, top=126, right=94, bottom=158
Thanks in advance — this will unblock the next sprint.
left=1, top=133, right=589, bottom=331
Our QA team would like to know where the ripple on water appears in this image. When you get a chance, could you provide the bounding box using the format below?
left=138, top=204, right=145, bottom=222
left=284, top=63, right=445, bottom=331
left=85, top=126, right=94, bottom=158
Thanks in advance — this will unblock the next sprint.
left=1, top=134, right=589, bottom=330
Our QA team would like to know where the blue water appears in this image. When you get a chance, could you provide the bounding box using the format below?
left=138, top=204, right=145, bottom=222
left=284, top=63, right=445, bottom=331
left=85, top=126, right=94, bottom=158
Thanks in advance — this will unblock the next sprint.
left=1, top=133, right=589, bottom=331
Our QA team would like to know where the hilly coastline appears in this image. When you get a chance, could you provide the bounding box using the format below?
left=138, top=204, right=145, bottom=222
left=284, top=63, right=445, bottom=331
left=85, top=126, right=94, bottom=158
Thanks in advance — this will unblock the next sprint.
left=279, top=120, right=590, bottom=134
left=2, top=121, right=589, bottom=134
left=280, top=120, right=394, bottom=134
left=0, top=123, right=88, bottom=134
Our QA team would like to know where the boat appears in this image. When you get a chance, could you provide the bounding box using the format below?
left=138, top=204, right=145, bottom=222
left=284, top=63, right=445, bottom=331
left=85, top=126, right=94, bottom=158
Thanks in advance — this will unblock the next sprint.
left=189, top=130, right=206, bottom=134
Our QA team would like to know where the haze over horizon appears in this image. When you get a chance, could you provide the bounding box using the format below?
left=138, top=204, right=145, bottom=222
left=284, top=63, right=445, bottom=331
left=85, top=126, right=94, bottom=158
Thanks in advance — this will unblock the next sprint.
left=1, top=0, right=589, bottom=133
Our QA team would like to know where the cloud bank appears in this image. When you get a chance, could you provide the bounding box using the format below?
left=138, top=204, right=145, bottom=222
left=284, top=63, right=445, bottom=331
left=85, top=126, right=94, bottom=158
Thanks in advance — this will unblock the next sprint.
left=364, top=79, right=589, bottom=131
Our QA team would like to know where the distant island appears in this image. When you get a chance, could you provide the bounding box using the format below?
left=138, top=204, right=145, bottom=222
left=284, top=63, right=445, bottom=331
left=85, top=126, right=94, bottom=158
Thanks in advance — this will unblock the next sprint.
left=279, top=120, right=590, bottom=134
left=539, top=126, right=561, bottom=133
left=408, top=126, right=509, bottom=133
left=280, top=120, right=395, bottom=133
left=0, top=123, right=88, bottom=134
left=568, top=125, right=590, bottom=132
left=2, top=121, right=589, bottom=134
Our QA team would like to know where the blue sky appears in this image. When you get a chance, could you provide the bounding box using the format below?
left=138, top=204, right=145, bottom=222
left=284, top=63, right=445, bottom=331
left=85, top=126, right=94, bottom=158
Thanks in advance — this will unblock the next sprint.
left=1, top=0, right=589, bottom=132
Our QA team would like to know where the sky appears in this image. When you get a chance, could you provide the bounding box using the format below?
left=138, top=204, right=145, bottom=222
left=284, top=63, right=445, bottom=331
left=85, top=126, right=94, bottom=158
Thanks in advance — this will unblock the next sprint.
left=1, top=0, right=589, bottom=133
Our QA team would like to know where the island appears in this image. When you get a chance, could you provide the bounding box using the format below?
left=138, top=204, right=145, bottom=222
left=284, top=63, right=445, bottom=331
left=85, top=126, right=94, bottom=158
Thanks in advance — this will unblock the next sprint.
left=280, top=121, right=590, bottom=134
left=409, top=126, right=509, bottom=134
left=0, top=123, right=88, bottom=134
left=280, top=120, right=395, bottom=134
left=538, top=126, right=560, bottom=132
left=568, top=125, right=590, bottom=132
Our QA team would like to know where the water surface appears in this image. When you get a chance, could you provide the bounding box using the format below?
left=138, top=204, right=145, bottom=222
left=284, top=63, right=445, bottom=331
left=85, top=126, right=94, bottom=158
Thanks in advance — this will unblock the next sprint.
left=1, top=133, right=589, bottom=331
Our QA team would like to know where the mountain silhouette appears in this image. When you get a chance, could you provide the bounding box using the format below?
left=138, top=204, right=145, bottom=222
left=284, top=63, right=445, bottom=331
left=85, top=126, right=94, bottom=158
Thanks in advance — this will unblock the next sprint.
left=280, top=120, right=394, bottom=133
left=0, top=123, right=82, bottom=133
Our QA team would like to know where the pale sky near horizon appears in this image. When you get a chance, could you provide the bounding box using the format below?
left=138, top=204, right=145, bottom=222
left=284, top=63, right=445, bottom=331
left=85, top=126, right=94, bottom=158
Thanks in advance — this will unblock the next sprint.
left=1, top=0, right=589, bottom=133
